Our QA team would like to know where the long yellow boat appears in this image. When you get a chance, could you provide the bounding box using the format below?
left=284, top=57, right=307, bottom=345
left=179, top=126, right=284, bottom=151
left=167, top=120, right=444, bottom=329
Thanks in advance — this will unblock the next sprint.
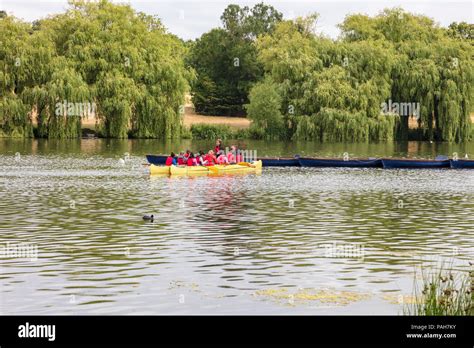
left=149, top=165, right=171, bottom=175
left=170, top=165, right=209, bottom=175
left=208, top=160, right=262, bottom=174
left=149, top=161, right=262, bottom=176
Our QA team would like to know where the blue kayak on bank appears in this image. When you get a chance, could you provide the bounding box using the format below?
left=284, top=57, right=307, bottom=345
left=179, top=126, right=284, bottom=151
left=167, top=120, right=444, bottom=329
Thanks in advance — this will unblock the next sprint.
left=381, top=159, right=450, bottom=169
left=299, top=157, right=383, bottom=168
left=450, top=159, right=474, bottom=169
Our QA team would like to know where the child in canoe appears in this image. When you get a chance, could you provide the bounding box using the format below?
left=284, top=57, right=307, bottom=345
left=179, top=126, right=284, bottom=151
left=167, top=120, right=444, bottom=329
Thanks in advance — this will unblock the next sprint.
left=196, top=151, right=206, bottom=166
left=203, top=150, right=217, bottom=166
left=214, top=139, right=223, bottom=154
left=216, top=150, right=229, bottom=164
left=226, top=145, right=242, bottom=164
left=186, top=152, right=199, bottom=166
left=177, top=152, right=186, bottom=165
left=165, top=152, right=177, bottom=166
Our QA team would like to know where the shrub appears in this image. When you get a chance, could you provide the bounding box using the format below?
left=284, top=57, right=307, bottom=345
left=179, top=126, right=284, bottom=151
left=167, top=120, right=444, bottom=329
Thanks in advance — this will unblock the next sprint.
left=245, top=79, right=285, bottom=139
left=190, top=124, right=234, bottom=140
left=180, top=126, right=193, bottom=139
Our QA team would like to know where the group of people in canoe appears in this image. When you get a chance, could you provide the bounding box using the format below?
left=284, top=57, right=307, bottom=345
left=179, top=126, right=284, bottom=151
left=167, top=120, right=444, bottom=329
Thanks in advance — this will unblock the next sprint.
left=165, top=139, right=243, bottom=167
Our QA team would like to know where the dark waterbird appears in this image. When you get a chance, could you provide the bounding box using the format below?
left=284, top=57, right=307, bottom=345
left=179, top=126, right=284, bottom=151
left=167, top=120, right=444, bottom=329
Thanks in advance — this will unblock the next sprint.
left=142, top=214, right=154, bottom=221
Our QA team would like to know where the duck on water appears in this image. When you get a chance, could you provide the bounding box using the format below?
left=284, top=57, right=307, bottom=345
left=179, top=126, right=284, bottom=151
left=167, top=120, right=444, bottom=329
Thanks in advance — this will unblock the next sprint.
left=142, top=214, right=154, bottom=222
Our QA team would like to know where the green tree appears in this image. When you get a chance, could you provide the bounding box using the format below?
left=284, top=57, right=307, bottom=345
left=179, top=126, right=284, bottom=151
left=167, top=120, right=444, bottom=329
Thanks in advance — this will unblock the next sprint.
left=0, top=16, right=34, bottom=137
left=447, top=22, right=474, bottom=42
left=1, top=0, right=190, bottom=138
left=188, top=2, right=282, bottom=116
left=245, top=78, right=283, bottom=138
left=250, top=14, right=401, bottom=141
left=339, top=8, right=472, bottom=141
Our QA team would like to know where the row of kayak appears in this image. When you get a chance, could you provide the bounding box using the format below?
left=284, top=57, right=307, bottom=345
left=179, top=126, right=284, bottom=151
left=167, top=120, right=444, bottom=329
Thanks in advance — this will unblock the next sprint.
left=150, top=160, right=262, bottom=175
left=293, top=158, right=473, bottom=169
left=146, top=155, right=473, bottom=169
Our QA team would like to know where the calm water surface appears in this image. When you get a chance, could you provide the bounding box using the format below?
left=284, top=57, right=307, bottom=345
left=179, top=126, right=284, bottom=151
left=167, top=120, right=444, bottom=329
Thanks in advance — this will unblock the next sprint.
left=0, top=139, right=473, bottom=314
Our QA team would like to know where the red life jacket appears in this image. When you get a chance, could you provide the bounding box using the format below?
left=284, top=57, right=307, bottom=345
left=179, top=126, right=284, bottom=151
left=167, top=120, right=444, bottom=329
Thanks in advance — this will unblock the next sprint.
left=204, top=154, right=216, bottom=166
left=217, top=155, right=228, bottom=164
left=177, top=157, right=184, bottom=165
left=187, top=158, right=194, bottom=166
left=165, top=156, right=173, bottom=166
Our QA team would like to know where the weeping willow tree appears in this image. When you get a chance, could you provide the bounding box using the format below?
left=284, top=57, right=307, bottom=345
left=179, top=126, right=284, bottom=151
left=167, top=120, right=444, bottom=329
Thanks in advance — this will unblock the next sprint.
left=24, top=65, right=91, bottom=138
left=1, top=0, right=191, bottom=138
left=0, top=16, right=33, bottom=137
left=339, top=8, right=473, bottom=142
left=252, top=15, right=399, bottom=141
left=2, top=4, right=472, bottom=141
left=248, top=9, right=472, bottom=142
left=433, top=40, right=473, bottom=142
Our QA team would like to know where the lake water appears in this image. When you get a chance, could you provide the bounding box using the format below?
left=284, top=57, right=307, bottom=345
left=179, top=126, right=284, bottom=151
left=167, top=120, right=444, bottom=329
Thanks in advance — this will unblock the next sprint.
left=0, top=139, right=473, bottom=314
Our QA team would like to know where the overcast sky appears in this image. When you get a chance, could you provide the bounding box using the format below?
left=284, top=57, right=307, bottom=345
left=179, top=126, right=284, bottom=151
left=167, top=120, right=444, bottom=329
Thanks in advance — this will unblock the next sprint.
left=1, top=0, right=472, bottom=40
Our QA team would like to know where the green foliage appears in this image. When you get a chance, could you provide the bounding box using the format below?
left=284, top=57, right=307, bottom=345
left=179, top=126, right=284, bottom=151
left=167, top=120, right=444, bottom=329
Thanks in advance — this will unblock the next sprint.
left=187, top=28, right=250, bottom=116
left=188, top=3, right=282, bottom=116
left=0, top=16, right=34, bottom=137
left=338, top=8, right=473, bottom=142
left=447, top=22, right=474, bottom=42
left=404, top=264, right=473, bottom=316
left=180, top=126, right=193, bottom=139
left=1, top=3, right=472, bottom=142
left=246, top=9, right=473, bottom=142
left=1, top=0, right=190, bottom=138
left=221, top=3, right=283, bottom=39
left=190, top=124, right=235, bottom=140
left=0, top=95, right=32, bottom=137
left=292, top=109, right=398, bottom=142
left=188, top=124, right=261, bottom=140
left=245, top=78, right=284, bottom=139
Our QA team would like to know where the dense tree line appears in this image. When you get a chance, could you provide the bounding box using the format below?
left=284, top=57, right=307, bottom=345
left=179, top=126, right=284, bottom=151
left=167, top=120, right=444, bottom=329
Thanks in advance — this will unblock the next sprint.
left=1, top=2, right=472, bottom=142
left=1, top=0, right=190, bottom=138
left=244, top=10, right=473, bottom=141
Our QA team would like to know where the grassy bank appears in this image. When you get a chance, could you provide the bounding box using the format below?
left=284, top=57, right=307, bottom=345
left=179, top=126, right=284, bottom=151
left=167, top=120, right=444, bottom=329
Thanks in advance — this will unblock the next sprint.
left=183, top=114, right=250, bottom=130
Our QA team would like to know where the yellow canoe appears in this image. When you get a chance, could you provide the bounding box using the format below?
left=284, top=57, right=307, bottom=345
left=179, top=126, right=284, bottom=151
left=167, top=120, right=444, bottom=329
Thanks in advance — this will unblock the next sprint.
left=210, top=160, right=262, bottom=174
left=149, top=164, right=208, bottom=175
left=170, top=165, right=209, bottom=175
left=149, top=164, right=170, bottom=175
left=150, top=161, right=262, bottom=176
